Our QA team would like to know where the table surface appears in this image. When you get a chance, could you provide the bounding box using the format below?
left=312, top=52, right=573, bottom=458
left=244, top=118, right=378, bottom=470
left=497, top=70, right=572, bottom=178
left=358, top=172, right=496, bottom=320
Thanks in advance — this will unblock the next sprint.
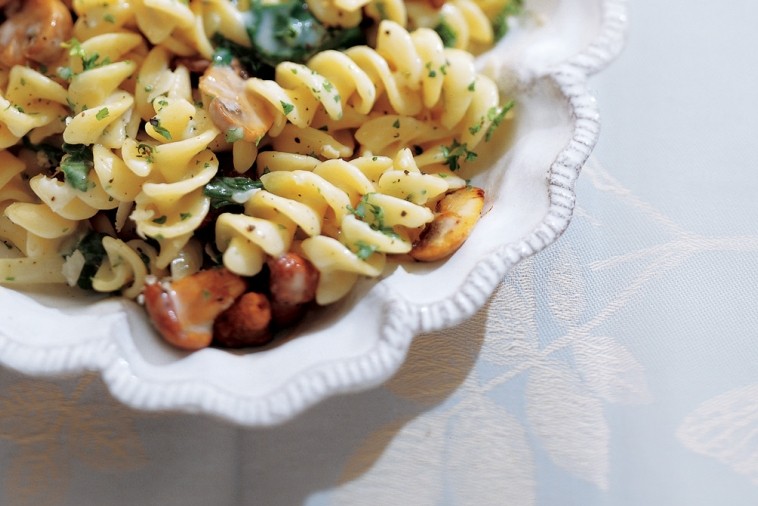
left=2, top=1, right=758, bottom=505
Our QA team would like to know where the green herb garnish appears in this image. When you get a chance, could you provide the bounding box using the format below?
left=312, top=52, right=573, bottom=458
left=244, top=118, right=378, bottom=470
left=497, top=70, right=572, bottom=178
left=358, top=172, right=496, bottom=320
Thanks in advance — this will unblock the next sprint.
left=204, top=176, right=263, bottom=209
left=354, top=241, right=378, bottom=260
left=62, top=38, right=111, bottom=71
left=441, top=139, right=477, bottom=171
left=68, top=231, right=107, bottom=290
left=60, top=143, right=94, bottom=191
left=434, top=19, right=457, bottom=48
left=484, top=100, right=515, bottom=141
left=136, top=143, right=155, bottom=163
left=493, top=0, right=524, bottom=41
left=280, top=101, right=295, bottom=115
left=22, top=137, right=64, bottom=170
left=225, top=127, right=244, bottom=143
left=149, top=118, right=172, bottom=140
left=348, top=194, right=399, bottom=238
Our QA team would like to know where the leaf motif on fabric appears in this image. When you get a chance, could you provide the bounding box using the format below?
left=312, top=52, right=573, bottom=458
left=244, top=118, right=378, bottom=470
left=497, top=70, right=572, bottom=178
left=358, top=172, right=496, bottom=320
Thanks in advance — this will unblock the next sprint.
left=0, top=375, right=148, bottom=506
left=68, top=402, right=148, bottom=471
left=4, top=441, right=66, bottom=506
left=385, top=315, right=486, bottom=404
left=573, top=334, right=651, bottom=405
left=481, top=258, right=540, bottom=367
left=447, top=395, right=536, bottom=505
left=545, top=244, right=586, bottom=324
left=525, top=359, right=610, bottom=490
left=335, top=414, right=447, bottom=506
left=676, top=384, right=758, bottom=484
left=0, top=381, right=66, bottom=442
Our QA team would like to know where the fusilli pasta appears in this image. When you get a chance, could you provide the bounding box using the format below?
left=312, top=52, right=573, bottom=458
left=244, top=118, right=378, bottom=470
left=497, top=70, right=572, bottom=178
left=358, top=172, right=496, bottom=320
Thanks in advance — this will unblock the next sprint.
left=0, top=0, right=519, bottom=350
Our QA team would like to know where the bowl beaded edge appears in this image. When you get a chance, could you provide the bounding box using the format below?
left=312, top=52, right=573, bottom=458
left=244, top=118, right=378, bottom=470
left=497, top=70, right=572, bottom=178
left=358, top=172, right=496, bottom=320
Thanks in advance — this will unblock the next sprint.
left=0, top=0, right=628, bottom=426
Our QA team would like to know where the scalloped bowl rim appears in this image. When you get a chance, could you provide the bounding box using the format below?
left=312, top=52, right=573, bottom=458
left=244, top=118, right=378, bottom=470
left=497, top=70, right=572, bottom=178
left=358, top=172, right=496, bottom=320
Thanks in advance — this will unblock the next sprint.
left=0, top=0, right=628, bottom=426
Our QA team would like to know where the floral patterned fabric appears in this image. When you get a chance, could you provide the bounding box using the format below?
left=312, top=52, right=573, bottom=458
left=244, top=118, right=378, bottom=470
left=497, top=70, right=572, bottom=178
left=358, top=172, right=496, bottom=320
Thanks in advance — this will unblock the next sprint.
left=0, top=1, right=757, bottom=504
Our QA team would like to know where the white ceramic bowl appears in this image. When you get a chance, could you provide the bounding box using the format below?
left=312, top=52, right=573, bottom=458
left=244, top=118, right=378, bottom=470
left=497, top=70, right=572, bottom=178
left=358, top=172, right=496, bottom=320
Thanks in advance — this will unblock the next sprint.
left=0, top=0, right=627, bottom=426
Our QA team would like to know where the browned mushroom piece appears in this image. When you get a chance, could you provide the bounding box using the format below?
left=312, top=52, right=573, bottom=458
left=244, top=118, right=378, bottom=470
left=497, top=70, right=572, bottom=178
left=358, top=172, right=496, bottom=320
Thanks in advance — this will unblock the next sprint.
left=142, top=268, right=247, bottom=351
left=270, top=300, right=308, bottom=329
left=213, top=292, right=273, bottom=348
left=267, top=252, right=319, bottom=305
left=175, top=57, right=211, bottom=75
left=199, top=65, right=275, bottom=143
left=266, top=252, right=319, bottom=328
left=0, top=0, right=73, bottom=68
left=409, top=186, right=486, bottom=262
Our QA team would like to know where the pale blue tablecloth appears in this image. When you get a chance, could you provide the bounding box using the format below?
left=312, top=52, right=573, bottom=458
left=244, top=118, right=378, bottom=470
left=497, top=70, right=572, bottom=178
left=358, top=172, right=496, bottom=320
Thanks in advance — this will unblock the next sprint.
left=0, top=0, right=756, bottom=504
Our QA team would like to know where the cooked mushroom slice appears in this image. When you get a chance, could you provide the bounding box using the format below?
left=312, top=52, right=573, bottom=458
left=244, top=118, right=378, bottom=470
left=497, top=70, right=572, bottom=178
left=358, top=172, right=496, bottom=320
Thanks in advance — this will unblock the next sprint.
left=213, top=292, right=273, bottom=348
left=270, top=300, right=308, bottom=329
left=409, top=186, right=485, bottom=262
left=267, top=252, right=319, bottom=305
left=199, top=65, right=275, bottom=143
left=266, top=252, right=319, bottom=328
left=0, top=0, right=73, bottom=68
left=142, top=267, right=247, bottom=351
left=175, top=57, right=211, bottom=75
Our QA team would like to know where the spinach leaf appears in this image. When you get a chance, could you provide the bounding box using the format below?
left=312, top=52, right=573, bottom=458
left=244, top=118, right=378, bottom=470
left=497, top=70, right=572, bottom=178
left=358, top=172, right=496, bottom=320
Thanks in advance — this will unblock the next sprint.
left=211, top=34, right=270, bottom=76
left=204, top=176, right=263, bottom=209
left=60, top=143, right=94, bottom=192
left=22, top=137, right=64, bottom=170
left=212, top=1, right=364, bottom=77
left=69, top=231, right=107, bottom=290
left=247, top=1, right=364, bottom=66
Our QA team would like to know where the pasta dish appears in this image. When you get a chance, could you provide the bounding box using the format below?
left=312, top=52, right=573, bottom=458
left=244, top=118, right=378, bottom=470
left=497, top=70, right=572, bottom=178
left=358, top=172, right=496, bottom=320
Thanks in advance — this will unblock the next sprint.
left=0, top=0, right=520, bottom=350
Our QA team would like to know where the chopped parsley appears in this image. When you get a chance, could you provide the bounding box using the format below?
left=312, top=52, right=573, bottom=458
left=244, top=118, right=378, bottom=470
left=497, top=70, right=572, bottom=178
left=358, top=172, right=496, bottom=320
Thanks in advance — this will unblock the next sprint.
left=61, top=38, right=111, bottom=72
left=225, top=127, right=244, bottom=143
left=149, top=118, right=172, bottom=140
left=280, top=101, right=295, bottom=115
left=354, top=241, right=378, bottom=260
left=426, top=62, right=437, bottom=78
left=434, top=19, right=457, bottom=48
left=57, top=66, right=74, bottom=81
left=441, top=139, right=477, bottom=171
left=493, top=0, right=524, bottom=41
left=485, top=100, right=515, bottom=141
left=136, top=143, right=155, bottom=163
left=348, top=194, right=399, bottom=239
left=96, top=107, right=109, bottom=120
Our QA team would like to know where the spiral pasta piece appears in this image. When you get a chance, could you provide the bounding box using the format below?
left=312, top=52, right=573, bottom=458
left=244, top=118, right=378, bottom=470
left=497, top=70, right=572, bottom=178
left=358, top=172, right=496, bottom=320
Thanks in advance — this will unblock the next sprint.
left=210, top=149, right=469, bottom=304
left=0, top=0, right=519, bottom=349
left=129, top=97, right=220, bottom=267
left=245, top=20, right=506, bottom=175
left=0, top=67, right=68, bottom=147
